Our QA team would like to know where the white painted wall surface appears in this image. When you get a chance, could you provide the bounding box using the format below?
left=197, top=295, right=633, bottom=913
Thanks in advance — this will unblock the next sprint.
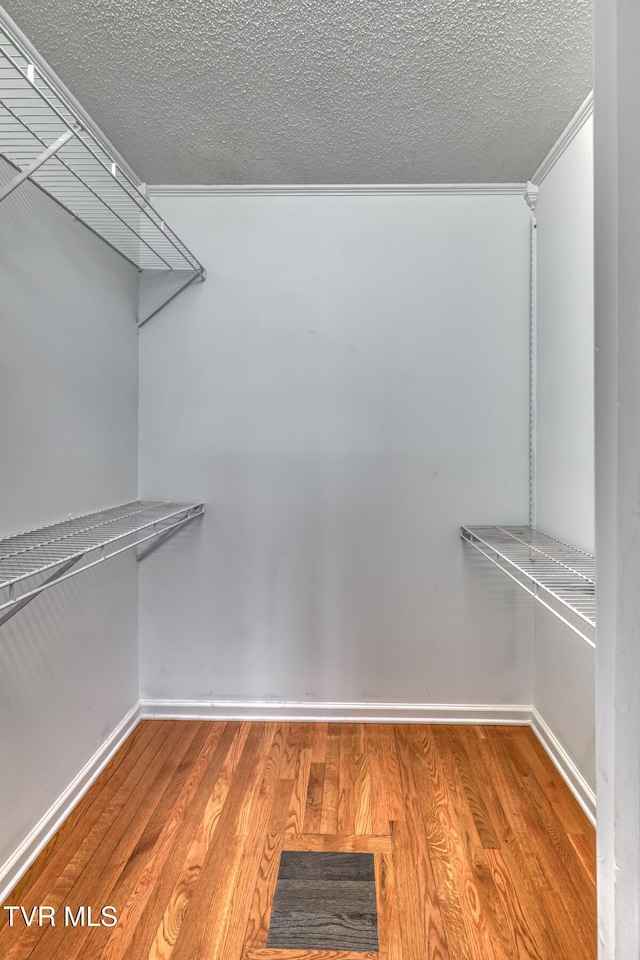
left=139, top=192, right=532, bottom=706
left=594, top=0, right=640, bottom=952
left=535, top=116, right=594, bottom=552
left=533, top=605, right=595, bottom=790
left=532, top=115, right=595, bottom=805
left=0, top=162, right=139, bottom=880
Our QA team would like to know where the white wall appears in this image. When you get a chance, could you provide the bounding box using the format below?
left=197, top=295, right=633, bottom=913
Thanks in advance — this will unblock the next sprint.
left=594, top=1, right=640, bottom=952
left=536, top=115, right=594, bottom=553
left=532, top=116, right=595, bottom=800
left=0, top=160, right=140, bottom=883
left=533, top=606, right=595, bottom=790
left=139, top=191, right=532, bottom=707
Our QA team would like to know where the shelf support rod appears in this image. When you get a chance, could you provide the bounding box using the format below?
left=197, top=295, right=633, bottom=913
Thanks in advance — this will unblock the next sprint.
left=0, top=127, right=77, bottom=204
left=136, top=506, right=203, bottom=561
left=137, top=271, right=203, bottom=328
left=0, top=557, right=80, bottom=628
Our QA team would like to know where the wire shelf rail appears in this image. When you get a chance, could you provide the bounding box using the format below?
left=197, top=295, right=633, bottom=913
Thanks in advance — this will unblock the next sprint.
left=461, top=524, right=595, bottom=645
left=0, top=20, right=205, bottom=278
left=0, top=500, right=204, bottom=625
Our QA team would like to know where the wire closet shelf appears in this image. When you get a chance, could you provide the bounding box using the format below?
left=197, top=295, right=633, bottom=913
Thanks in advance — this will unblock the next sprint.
left=0, top=500, right=204, bottom=624
left=0, top=21, right=204, bottom=277
left=461, top=525, right=595, bottom=643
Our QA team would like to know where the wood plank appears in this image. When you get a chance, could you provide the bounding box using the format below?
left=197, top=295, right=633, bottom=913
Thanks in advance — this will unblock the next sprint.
left=135, top=723, right=253, bottom=960
left=460, top=730, right=567, bottom=959
left=0, top=720, right=152, bottom=921
left=270, top=779, right=296, bottom=833
left=377, top=727, right=405, bottom=823
left=475, top=733, right=552, bottom=892
left=392, top=725, right=449, bottom=960
left=281, top=724, right=306, bottom=778
left=312, top=723, right=329, bottom=763
left=303, top=762, right=325, bottom=834
left=486, top=733, right=596, bottom=958
left=365, top=726, right=391, bottom=835
left=405, top=726, right=475, bottom=960
left=109, top=722, right=242, bottom=960
left=338, top=726, right=356, bottom=835
left=353, top=753, right=373, bottom=836
left=374, top=850, right=403, bottom=960
left=26, top=721, right=209, bottom=960
left=0, top=721, right=178, bottom=960
left=244, top=832, right=285, bottom=949
left=285, top=750, right=313, bottom=834
left=215, top=726, right=289, bottom=960
left=320, top=726, right=341, bottom=835
left=518, top=729, right=590, bottom=834
left=65, top=721, right=213, bottom=960
left=87, top=721, right=236, bottom=960
left=568, top=832, right=597, bottom=887
left=167, top=723, right=274, bottom=960
left=0, top=719, right=159, bottom=933
left=283, top=835, right=391, bottom=853
left=276, top=852, right=375, bottom=882
left=242, top=950, right=378, bottom=960
left=443, top=726, right=500, bottom=850
left=390, top=818, right=448, bottom=960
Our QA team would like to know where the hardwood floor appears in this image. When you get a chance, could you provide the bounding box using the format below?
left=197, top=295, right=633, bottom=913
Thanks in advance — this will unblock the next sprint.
left=0, top=721, right=596, bottom=959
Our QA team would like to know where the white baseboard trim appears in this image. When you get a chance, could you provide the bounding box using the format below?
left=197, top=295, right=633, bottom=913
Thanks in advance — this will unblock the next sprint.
left=531, top=708, right=596, bottom=826
left=149, top=183, right=527, bottom=198
left=140, top=698, right=531, bottom=725
left=0, top=703, right=141, bottom=904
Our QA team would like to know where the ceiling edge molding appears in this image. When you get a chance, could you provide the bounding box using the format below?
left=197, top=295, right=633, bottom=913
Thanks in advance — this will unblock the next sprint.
left=530, top=91, right=594, bottom=187
left=148, top=183, right=527, bottom=198
left=0, top=3, right=142, bottom=187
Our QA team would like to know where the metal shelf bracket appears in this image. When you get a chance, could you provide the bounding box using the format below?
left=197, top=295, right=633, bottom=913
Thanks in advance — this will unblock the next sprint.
left=0, top=125, right=77, bottom=203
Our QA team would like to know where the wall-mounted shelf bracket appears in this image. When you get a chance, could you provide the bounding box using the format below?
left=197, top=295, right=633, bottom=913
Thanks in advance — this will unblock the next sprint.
left=138, top=268, right=206, bottom=328
left=0, top=500, right=204, bottom=627
left=0, top=125, right=77, bottom=203
left=461, top=524, right=595, bottom=646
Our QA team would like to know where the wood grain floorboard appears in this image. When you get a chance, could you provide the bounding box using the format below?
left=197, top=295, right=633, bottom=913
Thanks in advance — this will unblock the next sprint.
left=0, top=720, right=153, bottom=923
left=374, top=850, right=402, bottom=960
left=283, top=835, right=391, bottom=853
left=285, top=750, right=313, bottom=834
left=319, top=727, right=341, bottom=835
left=303, top=762, right=325, bottom=834
left=312, top=723, right=329, bottom=764
left=26, top=721, right=205, bottom=960
left=243, top=951, right=379, bottom=960
left=2, top=721, right=596, bottom=960
left=0, top=722, right=177, bottom=960
left=0, top=720, right=159, bottom=937
left=113, top=722, right=241, bottom=960
left=167, top=723, right=275, bottom=960
left=70, top=721, right=213, bottom=960
left=338, top=727, right=356, bottom=836
left=365, top=726, right=391, bottom=835
left=244, top=832, right=285, bottom=950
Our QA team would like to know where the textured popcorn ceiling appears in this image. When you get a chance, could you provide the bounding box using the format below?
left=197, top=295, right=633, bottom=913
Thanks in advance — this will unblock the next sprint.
left=3, top=0, right=592, bottom=184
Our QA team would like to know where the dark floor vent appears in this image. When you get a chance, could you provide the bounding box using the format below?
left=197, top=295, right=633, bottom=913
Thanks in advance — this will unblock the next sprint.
left=266, top=850, right=379, bottom=951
